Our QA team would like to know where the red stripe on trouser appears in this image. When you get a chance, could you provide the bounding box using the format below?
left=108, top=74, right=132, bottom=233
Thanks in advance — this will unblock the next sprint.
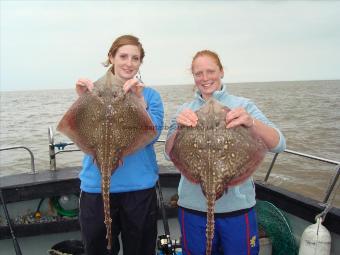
left=245, top=212, right=250, bottom=255
left=181, top=208, right=191, bottom=255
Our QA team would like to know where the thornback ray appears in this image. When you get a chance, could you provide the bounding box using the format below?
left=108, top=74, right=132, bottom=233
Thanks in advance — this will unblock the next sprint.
left=57, top=72, right=157, bottom=251
left=169, top=98, right=267, bottom=255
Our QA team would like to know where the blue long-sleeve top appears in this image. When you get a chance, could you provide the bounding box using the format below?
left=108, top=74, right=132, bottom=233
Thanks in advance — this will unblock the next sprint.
left=166, top=84, right=286, bottom=213
left=80, top=84, right=164, bottom=193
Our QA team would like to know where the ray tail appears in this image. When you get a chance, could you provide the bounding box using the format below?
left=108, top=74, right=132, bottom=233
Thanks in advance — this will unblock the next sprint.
left=101, top=164, right=112, bottom=250
left=206, top=192, right=216, bottom=255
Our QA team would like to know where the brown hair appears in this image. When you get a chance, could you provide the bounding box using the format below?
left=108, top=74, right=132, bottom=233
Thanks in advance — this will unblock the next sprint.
left=191, top=50, right=223, bottom=73
left=103, top=35, right=145, bottom=72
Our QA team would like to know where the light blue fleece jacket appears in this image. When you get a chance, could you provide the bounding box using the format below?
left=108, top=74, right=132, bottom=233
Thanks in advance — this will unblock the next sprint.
left=166, top=84, right=286, bottom=212
left=80, top=84, right=164, bottom=193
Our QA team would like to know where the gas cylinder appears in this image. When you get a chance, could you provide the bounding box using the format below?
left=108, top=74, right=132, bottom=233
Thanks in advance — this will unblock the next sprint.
left=298, top=217, right=331, bottom=255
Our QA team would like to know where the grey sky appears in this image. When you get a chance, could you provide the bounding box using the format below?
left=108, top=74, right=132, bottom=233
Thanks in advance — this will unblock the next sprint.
left=1, top=1, right=340, bottom=91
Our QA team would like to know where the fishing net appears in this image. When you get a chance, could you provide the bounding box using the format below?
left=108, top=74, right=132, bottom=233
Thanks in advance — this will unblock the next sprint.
left=51, top=196, right=79, bottom=217
left=255, top=200, right=298, bottom=255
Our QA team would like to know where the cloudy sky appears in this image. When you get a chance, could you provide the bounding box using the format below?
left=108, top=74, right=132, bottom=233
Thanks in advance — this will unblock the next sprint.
left=1, top=0, right=340, bottom=91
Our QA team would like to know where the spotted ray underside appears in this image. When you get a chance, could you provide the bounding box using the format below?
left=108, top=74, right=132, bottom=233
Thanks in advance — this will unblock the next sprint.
left=169, top=98, right=267, bottom=255
left=57, top=73, right=157, bottom=251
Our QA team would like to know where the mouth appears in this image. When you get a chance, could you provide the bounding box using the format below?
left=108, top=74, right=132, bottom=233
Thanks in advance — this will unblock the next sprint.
left=201, top=81, right=214, bottom=88
left=122, top=68, right=134, bottom=75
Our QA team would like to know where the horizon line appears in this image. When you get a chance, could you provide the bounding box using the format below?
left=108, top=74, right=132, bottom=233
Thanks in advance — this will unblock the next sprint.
left=1, top=79, right=339, bottom=93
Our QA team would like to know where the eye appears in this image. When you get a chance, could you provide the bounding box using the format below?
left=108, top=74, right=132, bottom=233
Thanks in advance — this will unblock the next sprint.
left=194, top=71, right=202, bottom=78
left=119, top=54, right=128, bottom=59
left=132, top=56, right=140, bottom=62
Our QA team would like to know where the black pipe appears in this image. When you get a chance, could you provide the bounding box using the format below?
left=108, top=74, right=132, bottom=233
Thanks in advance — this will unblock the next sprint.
left=0, top=189, right=23, bottom=255
left=156, top=180, right=177, bottom=255
left=156, top=180, right=170, bottom=235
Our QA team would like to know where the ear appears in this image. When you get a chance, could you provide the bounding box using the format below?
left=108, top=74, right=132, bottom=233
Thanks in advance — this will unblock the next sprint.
left=221, top=69, right=224, bottom=79
left=109, top=54, right=115, bottom=65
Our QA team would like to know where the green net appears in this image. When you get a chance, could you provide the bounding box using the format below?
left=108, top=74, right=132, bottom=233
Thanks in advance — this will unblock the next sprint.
left=255, top=200, right=298, bottom=255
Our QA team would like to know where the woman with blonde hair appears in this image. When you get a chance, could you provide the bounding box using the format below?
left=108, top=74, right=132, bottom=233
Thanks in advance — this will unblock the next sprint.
left=165, top=50, right=286, bottom=255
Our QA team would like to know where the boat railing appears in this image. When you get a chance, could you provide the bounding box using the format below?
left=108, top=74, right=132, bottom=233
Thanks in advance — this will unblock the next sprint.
left=0, top=146, right=36, bottom=174
left=264, top=149, right=340, bottom=204
left=48, top=126, right=340, bottom=204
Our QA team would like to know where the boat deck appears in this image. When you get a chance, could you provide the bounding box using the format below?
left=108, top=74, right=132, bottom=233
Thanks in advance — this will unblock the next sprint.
left=1, top=166, right=340, bottom=239
left=0, top=166, right=180, bottom=240
left=0, top=218, right=182, bottom=255
left=0, top=166, right=180, bottom=202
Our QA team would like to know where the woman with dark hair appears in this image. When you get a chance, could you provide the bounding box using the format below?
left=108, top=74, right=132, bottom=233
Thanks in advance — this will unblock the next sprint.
left=77, top=35, right=164, bottom=255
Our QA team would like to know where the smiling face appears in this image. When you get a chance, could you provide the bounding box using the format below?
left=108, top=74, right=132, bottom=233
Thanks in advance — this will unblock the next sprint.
left=192, top=55, right=224, bottom=100
left=109, top=44, right=142, bottom=82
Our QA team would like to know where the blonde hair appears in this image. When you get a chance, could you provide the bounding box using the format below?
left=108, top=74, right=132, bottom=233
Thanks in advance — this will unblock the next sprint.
left=103, top=35, right=145, bottom=73
left=191, top=50, right=223, bottom=73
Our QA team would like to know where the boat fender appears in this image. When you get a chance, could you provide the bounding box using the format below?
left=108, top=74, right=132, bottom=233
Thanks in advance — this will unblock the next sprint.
left=298, top=217, right=331, bottom=255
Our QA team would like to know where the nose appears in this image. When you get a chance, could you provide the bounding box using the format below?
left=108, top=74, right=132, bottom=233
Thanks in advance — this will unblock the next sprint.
left=202, top=72, right=209, bottom=81
left=126, top=58, right=133, bottom=66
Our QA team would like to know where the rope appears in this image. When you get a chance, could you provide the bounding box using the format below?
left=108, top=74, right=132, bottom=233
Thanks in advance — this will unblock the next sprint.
left=315, top=177, right=340, bottom=223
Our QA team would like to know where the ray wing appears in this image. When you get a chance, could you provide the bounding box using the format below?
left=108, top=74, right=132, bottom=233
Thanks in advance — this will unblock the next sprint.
left=220, top=127, right=267, bottom=186
left=170, top=127, right=206, bottom=184
left=57, top=92, right=103, bottom=156
left=109, top=94, right=157, bottom=157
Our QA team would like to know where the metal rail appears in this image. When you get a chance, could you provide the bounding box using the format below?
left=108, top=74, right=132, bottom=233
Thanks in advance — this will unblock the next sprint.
left=264, top=149, right=340, bottom=204
left=0, top=146, right=36, bottom=174
left=48, top=126, right=340, bottom=204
